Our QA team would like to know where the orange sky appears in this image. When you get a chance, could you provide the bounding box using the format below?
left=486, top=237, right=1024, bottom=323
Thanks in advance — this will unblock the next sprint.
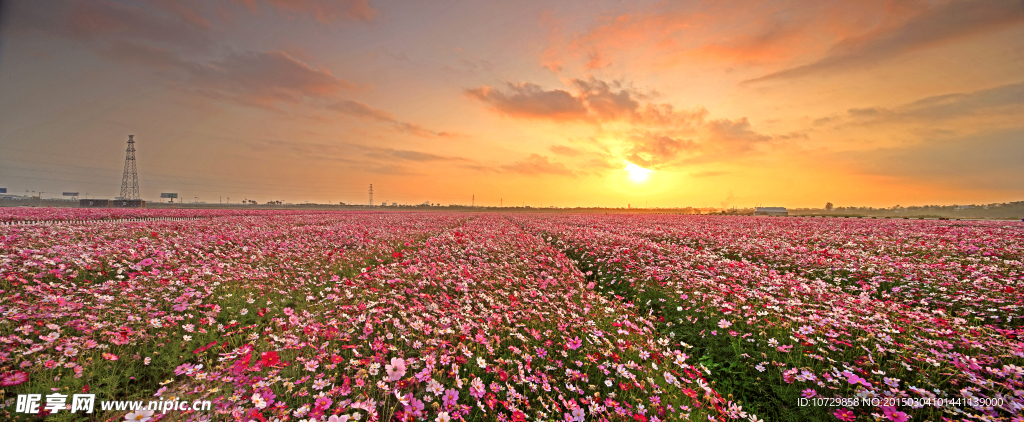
left=1, top=0, right=1022, bottom=208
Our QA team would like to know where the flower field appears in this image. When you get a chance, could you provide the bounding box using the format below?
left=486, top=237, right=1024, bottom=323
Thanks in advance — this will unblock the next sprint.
left=1, top=210, right=1022, bottom=421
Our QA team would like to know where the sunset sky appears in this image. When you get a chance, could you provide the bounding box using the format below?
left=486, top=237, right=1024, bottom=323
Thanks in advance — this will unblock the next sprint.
left=1, top=0, right=1022, bottom=208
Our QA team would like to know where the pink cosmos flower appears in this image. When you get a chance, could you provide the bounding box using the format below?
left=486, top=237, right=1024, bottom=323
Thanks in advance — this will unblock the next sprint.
left=442, top=388, right=459, bottom=408
left=880, top=406, right=909, bottom=422
left=566, top=336, right=582, bottom=350
left=385, top=357, right=407, bottom=381
left=314, top=396, right=333, bottom=411
left=842, top=371, right=871, bottom=387
left=404, top=397, right=425, bottom=418
left=833, top=408, right=855, bottom=421
left=469, top=378, right=486, bottom=399
left=801, top=389, right=817, bottom=398
left=0, top=371, right=28, bottom=386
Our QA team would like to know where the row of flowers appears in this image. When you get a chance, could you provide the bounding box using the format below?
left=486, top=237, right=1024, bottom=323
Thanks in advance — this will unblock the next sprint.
left=0, top=208, right=351, bottom=223
left=0, top=212, right=466, bottom=420
left=1, top=211, right=741, bottom=421
left=515, top=214, right=1024, bottom=421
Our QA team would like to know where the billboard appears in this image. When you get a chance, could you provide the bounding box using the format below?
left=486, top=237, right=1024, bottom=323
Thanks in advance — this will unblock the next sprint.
left=63, top=192, right=79, bottom=196
left=160, top=193, right=179, bottom=198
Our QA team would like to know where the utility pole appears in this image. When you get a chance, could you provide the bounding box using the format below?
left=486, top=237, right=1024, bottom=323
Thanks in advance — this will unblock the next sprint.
left=472, top=194, right=475, bottom=207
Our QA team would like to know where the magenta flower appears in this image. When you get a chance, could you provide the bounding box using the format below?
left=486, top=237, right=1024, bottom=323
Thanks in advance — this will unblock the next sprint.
left=842, top=371, right=871, bottom=387
left=566, top=336, right=582, bottom=350
left=833, top=408, right=855, bottom=421
left=314, top=396, right=333, bottom=411
left=442, top=388, right=459, bottom=408
left=0, top=371, right=28, bottom=387
left=880, top=406, right=909, bottom=422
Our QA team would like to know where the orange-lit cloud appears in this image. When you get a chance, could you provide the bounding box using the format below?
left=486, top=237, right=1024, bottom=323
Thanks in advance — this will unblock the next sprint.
left=501, top=154, right=575, bottom=177
left=466, top=76, right=783, bottom=169
left=747, top=0, right=1024, bottom=83
left=465, top=83, right=589, bottom=121
left=536, top=0, right=1021, bottom=75
left=1, top=0, right=1021, bottom=207
left=466, top=77, right=708, bottom=128
left=623, top=133, right=697, bottom=168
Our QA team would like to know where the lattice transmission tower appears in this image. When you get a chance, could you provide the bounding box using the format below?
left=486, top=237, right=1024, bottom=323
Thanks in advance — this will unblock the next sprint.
left=119, top=135, right=140, bottom=200
left=368, top=184, right=374, bottom=206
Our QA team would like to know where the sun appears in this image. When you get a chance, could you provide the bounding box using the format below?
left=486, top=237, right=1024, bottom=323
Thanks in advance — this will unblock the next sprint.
left=624, top=162, right=652, bottom=183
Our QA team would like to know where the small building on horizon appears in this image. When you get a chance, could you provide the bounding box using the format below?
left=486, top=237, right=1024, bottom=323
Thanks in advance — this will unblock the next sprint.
left=754, top=207, right=788, bottom=216
left=80, top=199, right=111, bottom=207
left=79, top=199, right=146, bottom=208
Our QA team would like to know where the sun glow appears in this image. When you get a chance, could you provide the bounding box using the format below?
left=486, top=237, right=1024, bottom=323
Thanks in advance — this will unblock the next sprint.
left=624, top=162, right=653, bottom=183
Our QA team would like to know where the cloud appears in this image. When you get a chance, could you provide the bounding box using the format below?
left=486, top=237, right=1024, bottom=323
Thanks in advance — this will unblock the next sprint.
left=330, top=99, right=396, bottom=121
left=329, top=100, right=454, bottom=137
left=231, top=0, right=377, bottom=22
left=624, top=133, right=698, bottom=168
left=392, top=122, right=454, bottom=138
left=572, top=78, right=640, bottom=120
left=900, top=81, right=1024, bottom=119
left=148, top=0, right=211, bottom=28
left=584, top=50, right=611, bottom=70
left=387, top=150, right=462, bottom=162
left=847, top=107, right=888, bottom=117
left=2, top=1, right=359, bottom=110
left=4, top=0, right=448, bottom=137
left=537, top=0, right=934, bottom=73
left=467, top=76, right=780, bottom=169
left=842, top=80, right=1024, bottom=124
left=254, top=139, right=468, bottom=175
left=363, top=147, right=468, bottom=163
left=465, top=83, right=589, bottom=121
left=183, top=50, right=355, bottom=108
left=706, top=117, right=773, bottom=150
left=466, top=77, right=707, bottom=126
left=687, top=18, right=809, bottom=64
left=500, top=154, right=575, bottom=176
left=3, top=0, right=212, bottom=51
left=95, top=41, right=189, bottom=68
left=840, top=128, right=1024, bottom=190
left=747, top=0, right=1024, bottom=83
